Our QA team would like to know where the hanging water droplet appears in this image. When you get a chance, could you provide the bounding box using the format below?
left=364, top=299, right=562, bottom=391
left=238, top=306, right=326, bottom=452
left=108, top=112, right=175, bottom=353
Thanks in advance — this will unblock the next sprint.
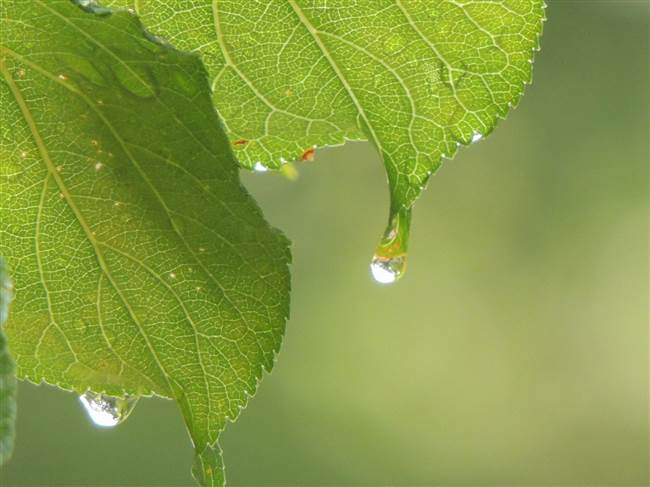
left=253, top=162, right=268, bottom=172
left=471, top=132, right=483, bottom=143
left=370, top=254, right=406, bottom=284
left=0, top=258, right=14, bottom=325
left=370, top=206, right=411, bottom=284
left=79, top=391, right=138, bottom=427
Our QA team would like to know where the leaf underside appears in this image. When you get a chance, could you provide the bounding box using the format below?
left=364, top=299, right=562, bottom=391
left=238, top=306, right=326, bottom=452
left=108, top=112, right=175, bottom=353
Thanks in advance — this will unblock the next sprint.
left=111, top=0, right=545, bottom=211
left=0, top=1, right=290, bottom=484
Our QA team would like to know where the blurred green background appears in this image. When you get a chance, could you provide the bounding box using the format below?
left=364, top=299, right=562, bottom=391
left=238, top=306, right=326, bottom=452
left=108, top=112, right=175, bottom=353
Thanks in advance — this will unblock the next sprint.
left=2, top=1, right=648, bottom=485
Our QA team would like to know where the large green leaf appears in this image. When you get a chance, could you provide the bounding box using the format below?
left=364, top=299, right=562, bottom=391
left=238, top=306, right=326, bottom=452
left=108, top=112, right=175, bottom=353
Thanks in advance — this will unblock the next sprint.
left=0, top=258, right=16, bottom=466
left=110, top=0, right=545, bottom=232
left=0, top=1, right=290, bottom=484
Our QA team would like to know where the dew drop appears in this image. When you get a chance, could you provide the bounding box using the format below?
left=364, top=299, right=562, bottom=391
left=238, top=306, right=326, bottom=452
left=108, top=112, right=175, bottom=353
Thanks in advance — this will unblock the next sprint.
left=370, top=206, right=411, bottom=284
left=471, top=132, right=483, bottom=143
left=370, top=254, right=406, bottom=284
left=79, top=391, right=138, bottom=428
left=95, top=162, right=103, bottom=171
left=253, top=162, right=268, bottom=172
left=0, top=259, right=14, bottom=325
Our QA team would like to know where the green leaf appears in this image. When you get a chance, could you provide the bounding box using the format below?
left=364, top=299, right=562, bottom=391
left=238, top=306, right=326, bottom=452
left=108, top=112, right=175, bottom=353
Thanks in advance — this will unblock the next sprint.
left=0, top=258, right=17, bottom=466
left=108, top=0, right=545, bottom=214
left=0, top=1, right=290, bottom=484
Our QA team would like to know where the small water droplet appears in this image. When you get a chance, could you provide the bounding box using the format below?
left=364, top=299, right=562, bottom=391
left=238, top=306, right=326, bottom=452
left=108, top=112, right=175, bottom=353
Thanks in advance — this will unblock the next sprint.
left=79, top=391, right=138, bottom=427
left=370, top=206, right=411, bottom=284
left=95, top=162, right=103, bottom=171
left=169, top=272, right=177, bottom=279
left=471, top=132, right=483, bottom=143
left=253, top=162, right=268, bottom=172
left=0, top=258, right=14, bottom=325
left=57, top=74, right=67, bottom=81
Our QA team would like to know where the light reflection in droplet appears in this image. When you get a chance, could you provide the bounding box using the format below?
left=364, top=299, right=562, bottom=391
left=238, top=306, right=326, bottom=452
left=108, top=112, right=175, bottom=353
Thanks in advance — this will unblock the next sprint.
left=79, top=391, right=138, bottom=428
left=370, top=255, right=406, bottom=284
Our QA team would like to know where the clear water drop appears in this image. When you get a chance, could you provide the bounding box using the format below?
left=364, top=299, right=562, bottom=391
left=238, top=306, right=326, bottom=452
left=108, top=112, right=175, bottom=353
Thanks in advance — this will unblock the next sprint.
left=0, top=258, right=14, bottom=325
left=370, top=206, right=411, bottom=284
left=253, top=162, right=268, bottom=172
left=370, top=254, right=406, bottom=284
left=79, top=391, right=138, bottom=427
left=471, top=132, right=483, bottom=143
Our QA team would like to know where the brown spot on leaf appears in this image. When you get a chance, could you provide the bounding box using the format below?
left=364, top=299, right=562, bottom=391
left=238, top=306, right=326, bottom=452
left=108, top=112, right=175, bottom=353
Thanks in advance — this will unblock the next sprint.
left=301, top=147, right=315, bottom=161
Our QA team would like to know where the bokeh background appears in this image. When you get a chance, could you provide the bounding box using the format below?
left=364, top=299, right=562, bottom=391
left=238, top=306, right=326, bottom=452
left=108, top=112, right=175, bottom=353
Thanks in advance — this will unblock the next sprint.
left=2, top=1, right=648, bottom=485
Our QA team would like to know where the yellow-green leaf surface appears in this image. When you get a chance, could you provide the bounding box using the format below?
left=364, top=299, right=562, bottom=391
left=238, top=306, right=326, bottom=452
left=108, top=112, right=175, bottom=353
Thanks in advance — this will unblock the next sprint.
left=112, top=0, right=545, bottom=213
left=0, top=1, right=290, bottom=484
left=0, top=258, right=16, bottom=466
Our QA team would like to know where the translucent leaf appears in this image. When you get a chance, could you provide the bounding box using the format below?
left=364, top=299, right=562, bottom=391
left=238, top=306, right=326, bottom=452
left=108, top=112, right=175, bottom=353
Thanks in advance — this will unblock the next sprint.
left=110, top=0, right=545, bottom=227
left=0, top=1, right=290, bottom=484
